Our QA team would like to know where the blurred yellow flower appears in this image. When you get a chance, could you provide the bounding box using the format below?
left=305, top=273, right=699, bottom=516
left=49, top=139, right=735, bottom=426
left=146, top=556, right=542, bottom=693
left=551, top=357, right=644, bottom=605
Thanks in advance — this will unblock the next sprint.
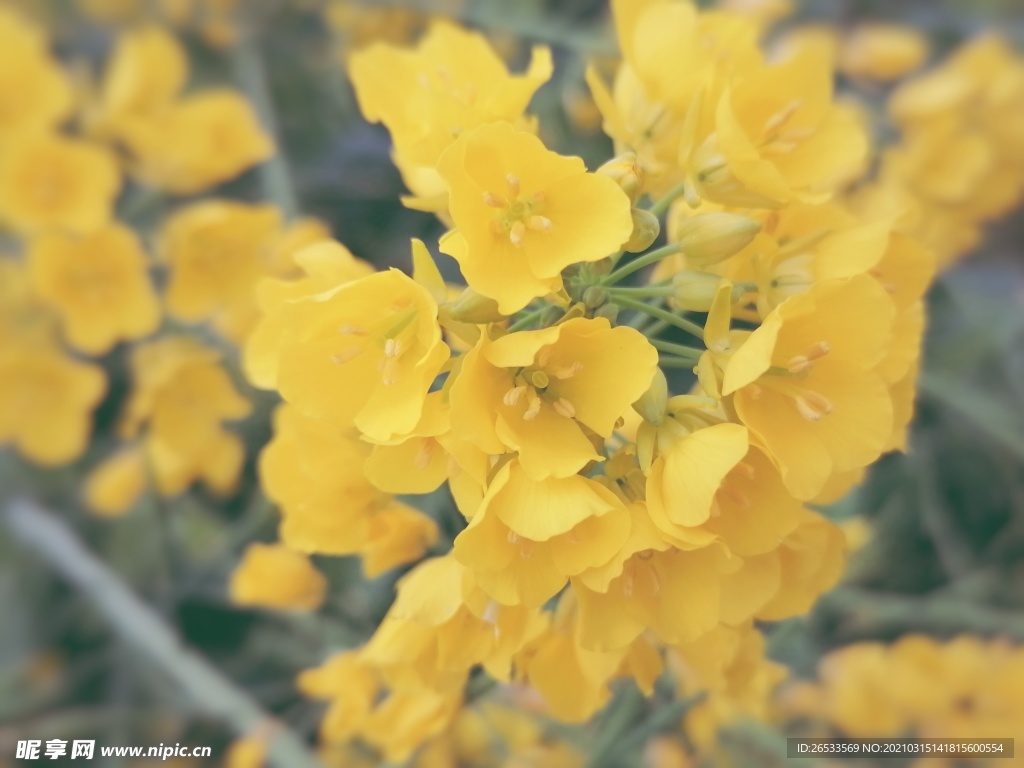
left=0, top=346, right=105, bottom=465
left=0, top=132, right=120, bottom=235
left=438, top=122, right=633, bottom=313
left=28, top=223, right=161, bottom=354
left=0, top=9, right=73, bottom=140
left=120, top=336, right=250, bottom=497
left=229, top=542, right=328, bottom=612
left=693, top=45, right=867, bottom=206
left=223, top=735, right=266, bottom=768
left=118, top=91, right=274, bottom=194
left=161, top=200, right=283, bottom=342
left=83, top=445, right=148, bottom=517
left=840, top=24, right=930, bottom=82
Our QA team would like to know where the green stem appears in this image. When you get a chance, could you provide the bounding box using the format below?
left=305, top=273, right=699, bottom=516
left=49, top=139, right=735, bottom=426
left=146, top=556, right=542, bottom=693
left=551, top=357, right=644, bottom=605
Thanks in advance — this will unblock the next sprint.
left=659, top=356, right=701, bottom=368
left=231, top=27, right=300, bottom=219
left=607, top=285, right=674, bottom=299
left=650, top=339, right=704, bottom=359
left=508, top=305, right=551, bottom=332
left=614, top=296, right=705, bottom=340
left=4, top=499, right=324, bottom=768
left=647, top=180, right=689, bottom=218
left=602, top=243, right=682, bottom=285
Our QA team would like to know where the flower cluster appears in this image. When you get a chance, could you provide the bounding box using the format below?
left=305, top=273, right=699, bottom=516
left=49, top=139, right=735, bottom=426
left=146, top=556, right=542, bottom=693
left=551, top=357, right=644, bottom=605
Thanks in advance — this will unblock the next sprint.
left=779, top=635, right=1024, bottom=752
left=865, top=35, right=1024, bottom=267
left=233, top=2, right=951, bottom=760
left=0, top=9, right=271, bottom=508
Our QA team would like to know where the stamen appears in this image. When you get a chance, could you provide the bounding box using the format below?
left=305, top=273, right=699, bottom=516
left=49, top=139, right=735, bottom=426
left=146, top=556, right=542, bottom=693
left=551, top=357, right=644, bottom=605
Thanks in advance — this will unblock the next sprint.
left=722, top=486, right=751, bottom=509
left=528, top=370, right=550, bottom=389
left=622, top=569, right=634, bottom=598
left=482, top=600, right=500, bottom=626
left=552, top=361, right=583, bottom=379
left=734, top=461, right=756, bottom=480
left=339, top=324, right=367, bottom=336
left=553, top=398, right=576, bottom=419
left=528, top=215, right=552, bottom=231
left=746, top=383, right=764, bottom=400
left=506, top=173, right=520, bottom=197
left=522, top=394, right=542, bottom=421
left=518, top=540, right=535, bottom=559
left=414, top=440, right=436, bottom=469
left=793, top=391, right=833, bottom=421
left=764, top=100, right=802, bottom=136
left=332, top=348, right=361, bottom=364
left=503, top=385, right=528, bottom=407
left=636, top=549, right=654, bottom=561
left=384, top=337, right=402, bottom=358
left=509, top=220, right=526, bottom=247
left=787, top=342, right=830, bottom=374
left=507, top=530, right=520, bottom=544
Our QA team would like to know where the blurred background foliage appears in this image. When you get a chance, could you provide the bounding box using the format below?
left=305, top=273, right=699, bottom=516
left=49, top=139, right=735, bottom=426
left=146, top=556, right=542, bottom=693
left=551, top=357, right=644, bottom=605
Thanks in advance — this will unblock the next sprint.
left=1, top=0, right=1023, bottom=766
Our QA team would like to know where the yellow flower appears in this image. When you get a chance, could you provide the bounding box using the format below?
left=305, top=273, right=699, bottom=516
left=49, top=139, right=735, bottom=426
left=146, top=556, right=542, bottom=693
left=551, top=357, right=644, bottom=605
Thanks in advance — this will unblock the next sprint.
left=269, top=267, right=449, bottom=442
left=0, top=259, right=59, bottom=348
left=588, top=0, right=763, bottom=195
left=229, top=542, right=327, bottom=612
left=437, top=122, right=634, bottom=313
left=644, top=421, right=750, bottom=536
left=0, top=10, right=73, bottom=140
left=28, top=223, right=160, bottom=354
left=118, top=90, right=274, bottom=194
left=749, top=202, right=893, bottom=317
left=517, top=595, right=660, bottom=722
left=714, top=275, right=896, bottom=499
left=453, top=461, right=631, bottom=607
left=120, top=336, right=250, bottom=496
left=692, top=45, right=867, bottom=206
left=0, top=132, right=120, bottom=235
left=298, top=650, right=379, bottom=744
left=349, top=20, right=552, bottom=212
left=361, top=504, right=441, bottom=578
left=260, top=404, right=436, bottom=576
left=83, top=445, right=147, bottom=517
left=160, top=200, right=283, bottom=342
left=451, top=317, right=658, bottom=479
left=244, top=240, right=373, bottom=389
left=573, top=504, right=729, bottom=650
left=363, top=556, right=547, bottom=690
left=360, top=688, right=461, bottom=764
left=0, top=346, right=105, bottom=465
left=840, top=24, right=930, bottom=82
left=95, top=25, right=187, bottom=125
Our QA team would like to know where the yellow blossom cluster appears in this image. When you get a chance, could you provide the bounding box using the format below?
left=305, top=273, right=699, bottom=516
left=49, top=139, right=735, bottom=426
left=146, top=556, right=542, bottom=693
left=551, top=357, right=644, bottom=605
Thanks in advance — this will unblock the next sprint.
left=778, top=635, right=1024, bottom=765
left=863, top=35, right=1024, bottom=267
left=0, top=9, right=270, bottom=510
left=237, top=1, right=965, bottom=759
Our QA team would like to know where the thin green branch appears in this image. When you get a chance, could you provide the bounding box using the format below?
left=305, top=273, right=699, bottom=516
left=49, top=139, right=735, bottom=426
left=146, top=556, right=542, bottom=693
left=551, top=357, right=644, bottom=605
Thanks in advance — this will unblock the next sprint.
left=602, top=243, right=682, bottom=285
left=4, top=499, right=324, bottom=768
left=232, top=27, right=300, bottom=219
left=613, top=295, right=705, bottom=340
left=650, top=338, right=704, bottom=359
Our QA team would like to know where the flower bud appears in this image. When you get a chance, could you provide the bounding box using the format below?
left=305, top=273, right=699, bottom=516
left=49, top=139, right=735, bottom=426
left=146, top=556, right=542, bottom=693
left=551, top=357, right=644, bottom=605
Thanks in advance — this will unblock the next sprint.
left=592, top=303, right=619, bottom=324
left=675, top=212, right=761, bottom=267
left=597, top=152, right=645, bottom=204
left=623, top=208, right=661, bottom=253
left=633, top=368, right=668, bottom=425
left=447, top=288, right=505, bottom=323
left=671, top=271, right=740, bottom=312
left=582, top=286, right=609, bottom=309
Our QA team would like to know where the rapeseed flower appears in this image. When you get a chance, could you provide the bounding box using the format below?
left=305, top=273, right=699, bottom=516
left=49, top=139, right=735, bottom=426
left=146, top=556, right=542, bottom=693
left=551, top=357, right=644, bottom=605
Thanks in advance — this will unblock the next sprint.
left=0, top=132, right=120, bottom=235
left=229, top=542, right=328, bottom=612
left=438, top=122, right=633, bottom=313
left=28, top=223, right=160, bottom=354
left=0, top=346, right=105, bottom=465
